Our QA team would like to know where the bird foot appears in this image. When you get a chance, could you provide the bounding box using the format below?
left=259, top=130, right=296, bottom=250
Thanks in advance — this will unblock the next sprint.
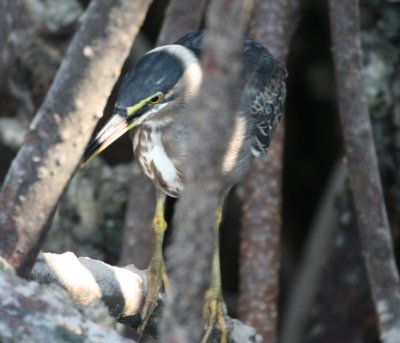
left=138, top=255, right=169, bottom=337
left=201, top=288, right=230, bottom=343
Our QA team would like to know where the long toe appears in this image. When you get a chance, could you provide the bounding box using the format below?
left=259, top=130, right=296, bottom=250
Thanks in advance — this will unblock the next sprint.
left=201, top=290, right=230, bottom=343
left=138, top=256, right=169, bottom=337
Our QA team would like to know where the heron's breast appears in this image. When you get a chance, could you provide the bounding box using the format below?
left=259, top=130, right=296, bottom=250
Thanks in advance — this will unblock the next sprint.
left=133, top=127, right=184, bottom=198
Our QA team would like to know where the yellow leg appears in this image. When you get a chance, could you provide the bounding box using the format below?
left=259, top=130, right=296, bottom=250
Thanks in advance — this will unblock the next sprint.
left=201, top=206, right=229, bottom=343
left=139, top=191, right=169, bottom=335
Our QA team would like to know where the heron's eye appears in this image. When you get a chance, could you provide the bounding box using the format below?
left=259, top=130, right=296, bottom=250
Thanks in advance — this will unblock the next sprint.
left=148, top=93, right=163, bottom=105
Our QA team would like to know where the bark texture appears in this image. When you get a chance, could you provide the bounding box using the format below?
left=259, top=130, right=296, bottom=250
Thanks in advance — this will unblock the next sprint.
left=329, top=0, right=400, bottom=341
left=238, top=0, right=301, bottom=341
left=248, top=0, right=301, bottom=61
left=0, top=268, right=135, bottom=343
left=157, top=0, right=208, bottom=46
left=0, top=0, right=152, bottom=277
left=161, top=0, right=253, bottom=341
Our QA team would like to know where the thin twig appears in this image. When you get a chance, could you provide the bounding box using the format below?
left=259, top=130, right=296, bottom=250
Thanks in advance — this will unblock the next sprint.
left=0, top=0, right=152, bottom=277
left=280, top=161, right=347, bottom=343
left=329, top=0, right=400, bottom=341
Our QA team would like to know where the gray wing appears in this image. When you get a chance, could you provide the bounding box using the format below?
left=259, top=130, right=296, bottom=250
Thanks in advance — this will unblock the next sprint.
left=241, top=39, right=287, bottom=157
left=174, top=31, right=204, bottom=58
left=176, top=32, right=288, bottom=157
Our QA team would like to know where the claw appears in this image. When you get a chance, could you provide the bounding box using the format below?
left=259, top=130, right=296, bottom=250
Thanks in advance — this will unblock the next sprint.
left=201, top=289, right=229, bottom=343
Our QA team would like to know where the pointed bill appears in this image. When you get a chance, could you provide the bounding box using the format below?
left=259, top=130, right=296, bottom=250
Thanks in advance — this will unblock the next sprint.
left=83, top=113, right=131, bottom=165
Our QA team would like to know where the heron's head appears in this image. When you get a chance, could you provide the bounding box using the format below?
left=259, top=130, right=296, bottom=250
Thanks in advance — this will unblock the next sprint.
left=83, top=44, right=202, bottom=164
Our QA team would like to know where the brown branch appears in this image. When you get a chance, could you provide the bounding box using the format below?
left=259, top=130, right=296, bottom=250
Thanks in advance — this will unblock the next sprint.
left=156, top=0, right=208, bottom=46
left=160, top=0, right=253, bottom=342
left=238, top=125, right=284, bottom=342
left=248, top=0, right=301, bottom=62
left=0, top=0, right=152, bottom=277
left=30, top=251, right=261, bottom=343
left=329, top=0, right=400, bottom=341
left=238, top=0, right=301, bottom=341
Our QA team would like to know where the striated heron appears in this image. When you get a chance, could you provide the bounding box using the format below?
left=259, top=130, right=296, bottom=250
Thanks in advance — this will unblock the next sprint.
left=83, top=31, right=287, bottom=342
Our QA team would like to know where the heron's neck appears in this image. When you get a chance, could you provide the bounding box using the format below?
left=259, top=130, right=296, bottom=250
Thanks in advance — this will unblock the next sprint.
left=133, top=125, right=184, bottom=197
